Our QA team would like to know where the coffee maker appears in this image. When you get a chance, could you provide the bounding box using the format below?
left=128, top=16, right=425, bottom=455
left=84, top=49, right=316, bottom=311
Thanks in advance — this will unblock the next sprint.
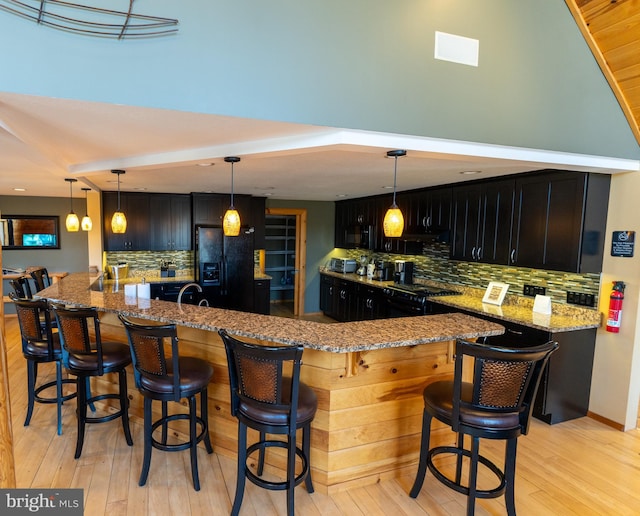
left=373, top=260, right=394, bottom=281
left=394, top=260, right=414, bottom=285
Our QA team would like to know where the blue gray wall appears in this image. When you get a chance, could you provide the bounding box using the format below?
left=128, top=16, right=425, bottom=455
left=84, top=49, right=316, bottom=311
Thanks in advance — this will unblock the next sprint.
left=1, top=0, right=638, bottom=160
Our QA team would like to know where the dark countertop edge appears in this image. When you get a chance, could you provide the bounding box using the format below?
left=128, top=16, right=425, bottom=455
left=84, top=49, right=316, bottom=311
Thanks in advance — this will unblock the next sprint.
left=38, top=273, right=504, bottom=353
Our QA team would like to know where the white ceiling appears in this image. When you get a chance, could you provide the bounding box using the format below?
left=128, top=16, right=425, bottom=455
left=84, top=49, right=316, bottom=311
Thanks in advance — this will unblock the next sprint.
left=1, top=91, right=638, bottom=202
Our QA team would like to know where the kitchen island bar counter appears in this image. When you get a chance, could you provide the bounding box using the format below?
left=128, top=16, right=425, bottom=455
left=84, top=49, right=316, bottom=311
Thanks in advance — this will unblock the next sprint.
left=40, top=273, right=504, bottom=352
left=36, top=272, right=504, bottom=493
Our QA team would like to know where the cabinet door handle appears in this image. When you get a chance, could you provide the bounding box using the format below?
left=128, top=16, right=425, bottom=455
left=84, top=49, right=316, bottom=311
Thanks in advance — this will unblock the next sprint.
left=477, top=247, right=482, bottom=260
left=510, top=249, right=516, bottom=263
left=506, top=328, right=524, bottom=336
left=329, top=286, right=333, bottom=295
left=471, top=247, right=476, bottom=260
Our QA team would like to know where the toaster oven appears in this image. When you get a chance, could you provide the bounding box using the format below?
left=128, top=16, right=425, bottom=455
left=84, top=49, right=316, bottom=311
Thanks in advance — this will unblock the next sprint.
left=330, top=258, right=357, bottom=273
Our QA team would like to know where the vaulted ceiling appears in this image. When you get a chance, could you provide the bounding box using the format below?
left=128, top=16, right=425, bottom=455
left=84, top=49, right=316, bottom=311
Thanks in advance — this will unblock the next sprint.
left=566, top=0, right=640, bottom=145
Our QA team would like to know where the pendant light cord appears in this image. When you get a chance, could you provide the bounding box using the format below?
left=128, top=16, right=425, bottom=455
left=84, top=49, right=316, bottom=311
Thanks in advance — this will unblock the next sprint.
left=230, top=161, right=235, bottom=209
left=117, top=172, right=121, bottom=211
left=69, top=180, right=74, bottom=213
left=392, top=155, right=398, bottom=208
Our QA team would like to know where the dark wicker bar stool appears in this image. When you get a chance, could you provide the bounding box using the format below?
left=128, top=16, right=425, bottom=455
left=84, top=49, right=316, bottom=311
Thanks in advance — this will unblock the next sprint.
left=409, top=338, right=558, bottom=515
left=12, top=295, right=76, bottom=435
left=119, top=316, right=214, bottom=491
left=9, top=276, right=34, bottom=299
left=53, top=305, right=133, bottom=458
left=30, top=267, right=52, bottom=293
left=219, top=329, right=317, bottom=516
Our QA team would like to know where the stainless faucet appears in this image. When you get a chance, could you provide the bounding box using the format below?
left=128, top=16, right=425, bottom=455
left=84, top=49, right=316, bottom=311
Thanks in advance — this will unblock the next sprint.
left=177, top=283, right=209, bottom=307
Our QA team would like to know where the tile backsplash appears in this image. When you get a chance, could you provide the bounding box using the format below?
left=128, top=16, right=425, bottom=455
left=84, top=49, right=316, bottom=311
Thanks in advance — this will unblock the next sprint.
left=104, top=250, right=193, bottom=276
left=344, top=243, right=601, bottom=308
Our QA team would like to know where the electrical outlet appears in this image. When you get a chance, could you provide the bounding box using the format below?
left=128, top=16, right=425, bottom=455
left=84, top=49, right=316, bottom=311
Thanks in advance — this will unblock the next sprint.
left=566, top=291, right=595, bottom=307
left=523, top=284, right=546, bottom=297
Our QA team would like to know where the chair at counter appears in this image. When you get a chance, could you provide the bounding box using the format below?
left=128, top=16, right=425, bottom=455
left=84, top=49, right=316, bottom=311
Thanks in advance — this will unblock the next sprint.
left=409, top=338, right=558, bottom=515
left=30, top=267, right=52, bottom=293
left=119, top=316, right=214, bottom=491
left=53, top=305, right=133, bottom=458
left=219, top=329, right=317, bottom=516
left=12, top=295, right=76, bottom=435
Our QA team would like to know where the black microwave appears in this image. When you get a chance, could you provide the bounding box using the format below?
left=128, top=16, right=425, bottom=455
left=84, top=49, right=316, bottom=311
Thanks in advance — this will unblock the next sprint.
left=345, top=224, right=375, bottom=249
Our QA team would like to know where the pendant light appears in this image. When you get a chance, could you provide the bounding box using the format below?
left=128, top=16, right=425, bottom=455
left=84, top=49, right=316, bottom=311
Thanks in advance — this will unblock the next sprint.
left=223, top=156, right=241, bottom=236
left=111, top=169, right=127, bottom=234
left=64, top=178, right=80, bottom=232
left=383, top=149, right=406, bottom=238
left=81, top=187, right=93, bottom=231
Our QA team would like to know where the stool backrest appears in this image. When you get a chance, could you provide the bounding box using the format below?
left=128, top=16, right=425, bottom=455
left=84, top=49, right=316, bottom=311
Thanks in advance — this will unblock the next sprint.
left=30, top=268, right=51, bottom=292
left=10, top=276, right=33, bottom=299
left=12, top=295, right=56, bottom=360
left=118, top=316, right=181, bottom=401
left=219, top=329, right=304, bottom=419
left=453, top=339, right=558, bottom=435
left=53, top=305, right=104, bottom=373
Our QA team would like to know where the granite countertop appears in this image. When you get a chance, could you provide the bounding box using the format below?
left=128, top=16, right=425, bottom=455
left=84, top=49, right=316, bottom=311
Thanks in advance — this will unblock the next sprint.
left=319, top=269, right=601, bottom=333
left=37, top=273, right=504, bottom=353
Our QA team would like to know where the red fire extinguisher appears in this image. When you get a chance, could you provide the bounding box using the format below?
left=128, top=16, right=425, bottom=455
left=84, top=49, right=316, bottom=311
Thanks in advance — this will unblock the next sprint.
left=606, top=281, right=626, bottom=333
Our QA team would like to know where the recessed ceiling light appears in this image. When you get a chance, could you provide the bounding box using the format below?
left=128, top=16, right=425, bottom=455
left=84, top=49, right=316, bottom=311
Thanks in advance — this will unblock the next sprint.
left=263, top=192, right=274, bottom=197
left=382, top=185, right=394, bottom=190
left=336, top=194, right=347, bottom=198
left=133, top=187, right=147, bottom=191
left=197, top=163, right=214, bottom=167
left=13, top=188, right=26, bottom=192
left=460, top=170, right=481, bottom=175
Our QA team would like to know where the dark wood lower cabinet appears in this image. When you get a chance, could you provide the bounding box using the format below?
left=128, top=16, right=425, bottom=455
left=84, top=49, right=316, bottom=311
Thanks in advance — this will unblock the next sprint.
left=253, top=279, right=271, bottom=315
left=320, top=274, right=387, bottom=322
left=453, top=311, right=596, bottom=425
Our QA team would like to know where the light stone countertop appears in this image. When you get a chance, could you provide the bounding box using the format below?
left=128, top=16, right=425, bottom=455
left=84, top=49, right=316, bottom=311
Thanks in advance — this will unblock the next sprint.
left=37, top=273, right=504, bottom=353
left=319, top=269, right=601, bottom=333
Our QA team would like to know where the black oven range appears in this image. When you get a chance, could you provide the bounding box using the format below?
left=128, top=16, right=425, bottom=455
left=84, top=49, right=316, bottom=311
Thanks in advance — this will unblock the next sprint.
left=383, top=284, right=460, bottom=317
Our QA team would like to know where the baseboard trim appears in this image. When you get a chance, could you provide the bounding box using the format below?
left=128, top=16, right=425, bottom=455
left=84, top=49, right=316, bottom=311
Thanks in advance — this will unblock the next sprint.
left=588, top=411, right=625, bottom=431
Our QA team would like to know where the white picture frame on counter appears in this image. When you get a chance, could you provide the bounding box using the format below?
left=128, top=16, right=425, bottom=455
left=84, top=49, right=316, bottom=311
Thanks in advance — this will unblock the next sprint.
left=482, top=282, right=509, bottom=306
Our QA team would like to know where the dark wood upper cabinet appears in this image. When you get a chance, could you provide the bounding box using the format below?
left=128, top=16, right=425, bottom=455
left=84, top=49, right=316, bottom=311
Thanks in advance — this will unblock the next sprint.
left=451, top=179, right=514, bottom=263
left=149, top=194, right=191, bottom=251
left=511, top=171, right=610, bottom=273
left=335, top=169, right=609, bottom=274
left=103, top=192, right=150, bottom=251
left=192, top=192, right=253, bottom=228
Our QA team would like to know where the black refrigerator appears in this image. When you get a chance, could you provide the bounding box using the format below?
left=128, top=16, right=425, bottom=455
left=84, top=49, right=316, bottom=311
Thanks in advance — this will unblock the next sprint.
left=195, top=225, right=255, bottom=312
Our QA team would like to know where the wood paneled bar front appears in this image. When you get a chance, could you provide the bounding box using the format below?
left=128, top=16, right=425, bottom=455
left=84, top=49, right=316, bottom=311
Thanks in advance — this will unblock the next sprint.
left=37, top=273, right=503, bottom=493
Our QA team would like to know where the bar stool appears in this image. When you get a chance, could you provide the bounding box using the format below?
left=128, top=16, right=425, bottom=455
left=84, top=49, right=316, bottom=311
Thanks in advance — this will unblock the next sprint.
left=409, top=338, right=558, bottom=515
left=53, top=305, right=133, bottom=458
left=12, top=295, right=76, bottom=435
left=119, top=316, right=214, bottom=491
left=219, top=329, right=317, bottom=516
left=10, top=276, right=33, bottom=299
left=30, top=267, right=52, bottom=293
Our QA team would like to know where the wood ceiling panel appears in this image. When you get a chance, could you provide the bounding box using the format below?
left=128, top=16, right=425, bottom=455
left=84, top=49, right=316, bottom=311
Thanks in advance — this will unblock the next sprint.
left=566, top=0, right=640, bottom=145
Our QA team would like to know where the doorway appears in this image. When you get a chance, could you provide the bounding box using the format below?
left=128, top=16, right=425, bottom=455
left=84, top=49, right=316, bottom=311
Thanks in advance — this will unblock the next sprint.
left=264, top=208, right=307, bottom=317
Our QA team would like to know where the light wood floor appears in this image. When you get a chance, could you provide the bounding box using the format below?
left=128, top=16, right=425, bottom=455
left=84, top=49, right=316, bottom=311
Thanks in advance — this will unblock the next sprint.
left=5, top=314, right=640, bottom=515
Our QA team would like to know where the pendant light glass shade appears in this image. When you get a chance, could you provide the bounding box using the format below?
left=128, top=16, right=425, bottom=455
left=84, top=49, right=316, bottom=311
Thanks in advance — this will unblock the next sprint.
left=383, top=206, right=404, bottom=237
left=64, top=178, right=79, bottom=232
left=383, top=150, right=407, bottom=238
left=111, top=170, right=127, bottom=234
left=223, top=156, right=241, bottom=236
left=81, top=187, right=93, bottom=231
